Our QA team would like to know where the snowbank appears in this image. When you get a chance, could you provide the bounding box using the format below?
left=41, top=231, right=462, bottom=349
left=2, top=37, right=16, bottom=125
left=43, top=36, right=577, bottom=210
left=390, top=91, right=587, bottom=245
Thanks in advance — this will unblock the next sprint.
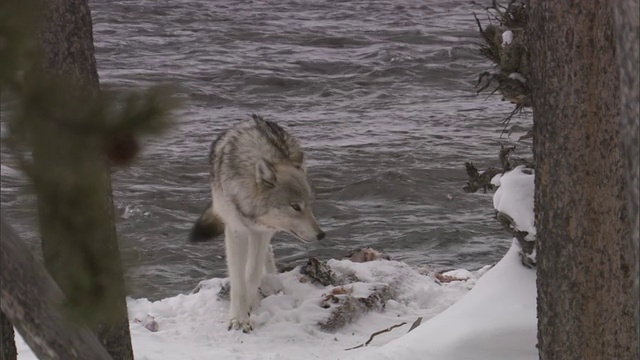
left=15, top=259, right=485, bottom=360
left=347, top=240, right=537, bottom=360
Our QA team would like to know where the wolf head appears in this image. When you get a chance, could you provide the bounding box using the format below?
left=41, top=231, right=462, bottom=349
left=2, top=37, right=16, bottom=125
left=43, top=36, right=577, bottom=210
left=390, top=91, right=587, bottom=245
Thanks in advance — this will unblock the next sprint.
left=254, top=159, right=325, bottom=242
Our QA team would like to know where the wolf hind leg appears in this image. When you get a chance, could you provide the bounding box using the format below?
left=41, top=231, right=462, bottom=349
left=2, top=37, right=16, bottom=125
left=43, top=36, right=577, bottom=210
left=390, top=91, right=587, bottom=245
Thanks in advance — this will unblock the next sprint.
left=225, top=229, right=252, bottom=333
left=245, top=233, right=271, bottom=316
left=264, top=245, right=277, bottom=274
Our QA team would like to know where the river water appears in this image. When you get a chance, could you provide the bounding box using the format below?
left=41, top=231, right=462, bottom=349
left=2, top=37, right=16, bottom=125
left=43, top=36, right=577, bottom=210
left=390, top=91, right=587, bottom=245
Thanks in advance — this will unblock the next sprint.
left=0, top=0, right=531, bottom=300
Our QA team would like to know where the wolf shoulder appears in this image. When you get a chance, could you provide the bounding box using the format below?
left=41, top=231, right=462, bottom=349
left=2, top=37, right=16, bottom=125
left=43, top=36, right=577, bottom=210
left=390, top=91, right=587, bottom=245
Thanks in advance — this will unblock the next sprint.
left=209, top=115, right=305, bottom=171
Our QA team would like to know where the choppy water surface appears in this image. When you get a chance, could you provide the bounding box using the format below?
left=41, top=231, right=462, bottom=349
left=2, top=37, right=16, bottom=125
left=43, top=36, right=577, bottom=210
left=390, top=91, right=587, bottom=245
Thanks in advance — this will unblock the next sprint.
left=0, top=0, right=531, bottom=299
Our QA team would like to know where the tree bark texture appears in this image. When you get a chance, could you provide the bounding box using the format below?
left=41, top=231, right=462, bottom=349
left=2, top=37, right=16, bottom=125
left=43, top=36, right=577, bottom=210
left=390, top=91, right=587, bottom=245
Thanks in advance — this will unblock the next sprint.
left=529, top=1, right=638, bottom=359
left=32, top=0, right=134, bottom=358
left=613, top=0, right=640, bottom=348
left=1, top=215, right=112, bottom=360
left=0, top=26, right=17, bottom=357
left=0, top=311, right=17, bottom=360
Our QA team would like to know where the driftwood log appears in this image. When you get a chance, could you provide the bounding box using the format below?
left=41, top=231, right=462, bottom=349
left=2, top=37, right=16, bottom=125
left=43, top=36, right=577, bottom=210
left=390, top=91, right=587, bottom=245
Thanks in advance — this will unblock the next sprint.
left=0, top=215, right=112, bottom=360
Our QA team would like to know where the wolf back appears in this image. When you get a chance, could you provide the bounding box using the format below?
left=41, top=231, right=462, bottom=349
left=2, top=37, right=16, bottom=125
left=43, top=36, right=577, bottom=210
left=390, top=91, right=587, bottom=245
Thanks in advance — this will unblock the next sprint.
left=188, top=114, right=307, bottom=242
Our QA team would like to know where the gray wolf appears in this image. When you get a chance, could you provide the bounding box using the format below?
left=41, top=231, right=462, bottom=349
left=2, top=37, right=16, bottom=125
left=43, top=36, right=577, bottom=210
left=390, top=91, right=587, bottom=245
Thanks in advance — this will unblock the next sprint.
left=189, top=114, right=325, bottom=332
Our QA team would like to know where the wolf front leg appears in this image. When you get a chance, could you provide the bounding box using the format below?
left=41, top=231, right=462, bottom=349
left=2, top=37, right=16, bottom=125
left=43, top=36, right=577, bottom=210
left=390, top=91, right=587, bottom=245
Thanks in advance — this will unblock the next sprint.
left=245, top=232, right=272, bottom=321
left=224, top=228, right=252, bottom=333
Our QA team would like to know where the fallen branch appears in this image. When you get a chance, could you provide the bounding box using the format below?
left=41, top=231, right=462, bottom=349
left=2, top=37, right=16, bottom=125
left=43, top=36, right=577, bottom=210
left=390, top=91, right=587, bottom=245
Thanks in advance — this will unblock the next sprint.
left=408, top=317, right=423, bottom=333
left=0, top=214, right=112, bottom=360
left=344, top=322, right=407, bottom=350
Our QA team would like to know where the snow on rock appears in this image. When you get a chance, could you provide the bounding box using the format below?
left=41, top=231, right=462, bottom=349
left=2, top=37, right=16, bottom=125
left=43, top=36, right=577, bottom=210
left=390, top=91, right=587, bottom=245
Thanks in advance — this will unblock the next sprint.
left=493, top=165, right=535, bottom=239
left=15, top=259, right=485, bottom=360
left=501, top=30, right=514, bottom=46
left=349, top=240, right=537, bottom=360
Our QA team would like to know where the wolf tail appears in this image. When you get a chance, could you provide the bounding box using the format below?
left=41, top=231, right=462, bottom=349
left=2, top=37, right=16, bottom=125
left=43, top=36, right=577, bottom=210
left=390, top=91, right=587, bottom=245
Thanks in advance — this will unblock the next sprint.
left=188, top=202, right=225, bottom=242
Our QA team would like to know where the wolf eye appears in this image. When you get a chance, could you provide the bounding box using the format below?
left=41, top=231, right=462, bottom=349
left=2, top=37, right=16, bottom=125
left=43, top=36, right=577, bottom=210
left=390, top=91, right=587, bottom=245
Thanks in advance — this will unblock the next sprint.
left=291, top=204, right=302, bottom=212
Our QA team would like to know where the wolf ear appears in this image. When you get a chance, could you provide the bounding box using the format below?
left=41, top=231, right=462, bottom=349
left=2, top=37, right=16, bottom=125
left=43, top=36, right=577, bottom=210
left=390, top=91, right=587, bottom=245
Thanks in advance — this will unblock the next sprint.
left=256, top=159, right=277, bottom=188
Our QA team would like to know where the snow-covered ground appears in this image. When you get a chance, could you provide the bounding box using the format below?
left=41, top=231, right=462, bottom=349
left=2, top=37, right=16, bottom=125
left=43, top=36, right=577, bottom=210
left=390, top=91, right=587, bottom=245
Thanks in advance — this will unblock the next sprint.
left=15, top=260, right=487, bottom=359
left=348, top=240, right=537, bottom=360
left=15, top=167, right=537, bottom=359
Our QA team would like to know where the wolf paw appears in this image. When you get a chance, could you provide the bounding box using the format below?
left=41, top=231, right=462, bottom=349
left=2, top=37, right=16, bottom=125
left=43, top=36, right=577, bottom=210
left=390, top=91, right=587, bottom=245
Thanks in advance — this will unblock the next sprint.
left=228, top=317, right=255, bottom=333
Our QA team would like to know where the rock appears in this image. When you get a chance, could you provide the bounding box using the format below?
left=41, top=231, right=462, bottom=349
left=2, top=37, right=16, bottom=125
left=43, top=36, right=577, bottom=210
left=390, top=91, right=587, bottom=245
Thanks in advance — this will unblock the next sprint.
left=343, top=247, right=391, bottom=262
left=134, top=315, right=159, bottom=332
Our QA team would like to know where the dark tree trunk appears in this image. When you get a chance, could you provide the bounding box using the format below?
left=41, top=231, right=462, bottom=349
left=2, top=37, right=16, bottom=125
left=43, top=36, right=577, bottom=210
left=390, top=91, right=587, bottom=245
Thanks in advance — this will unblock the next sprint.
left=529, top=1, right=639, bottom=359
left=0, top=311, right=17, bottom=360
left=613, top=0, right=640, bottom=345
left=0, top=13, right=17, bottom=359
left=30, top=0, right=134, bottom=358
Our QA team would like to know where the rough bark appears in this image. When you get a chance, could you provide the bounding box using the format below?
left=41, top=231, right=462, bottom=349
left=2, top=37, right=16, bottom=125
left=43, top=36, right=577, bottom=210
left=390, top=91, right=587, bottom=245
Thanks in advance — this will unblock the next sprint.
left=0, top=311, right=17, bottom=360
left=31, top=0, right=134, bottom=358
left=0, top=9, right=18, bottom=357
left=529, top=1, right=638, bottom=359
left=613, top=0, right=640, bottom=347
left=1, top=215, right=112, bottom=360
